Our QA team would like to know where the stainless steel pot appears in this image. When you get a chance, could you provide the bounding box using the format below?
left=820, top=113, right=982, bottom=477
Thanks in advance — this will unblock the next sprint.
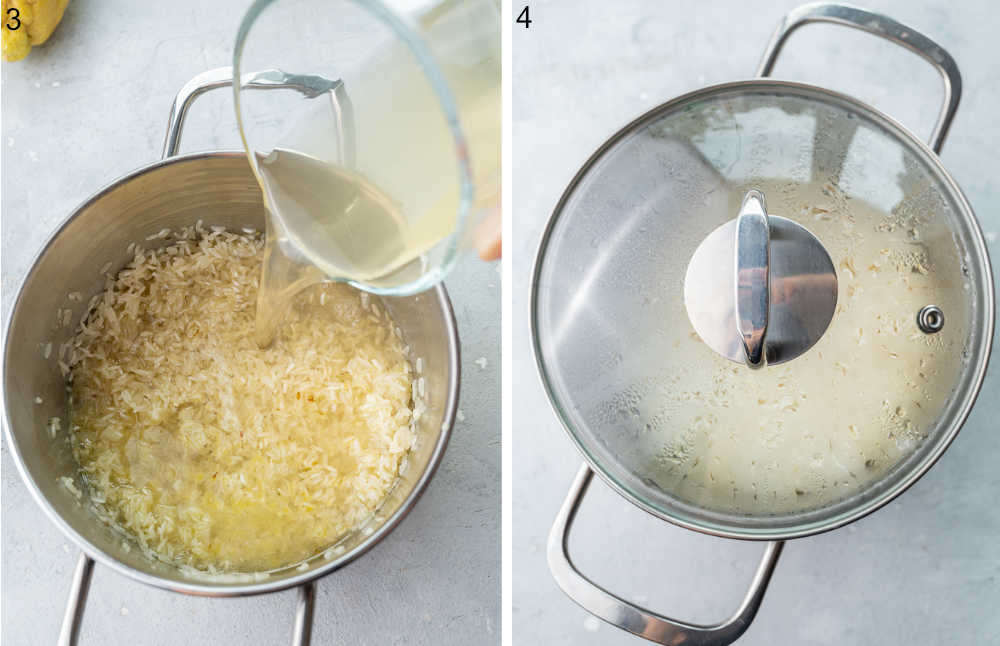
left=534, top=4, right=994, bottom=645
left=3, top=70, right=460, bottom=646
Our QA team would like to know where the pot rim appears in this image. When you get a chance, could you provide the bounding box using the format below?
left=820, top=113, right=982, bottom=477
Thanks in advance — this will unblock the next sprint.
left=2, top=150, right=461, bottom=596
left=530, top=79, right=995, bottom=541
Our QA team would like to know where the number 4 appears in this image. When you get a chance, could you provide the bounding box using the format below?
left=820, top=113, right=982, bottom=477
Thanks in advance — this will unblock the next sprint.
left=516, top=5, right=531, bottom=28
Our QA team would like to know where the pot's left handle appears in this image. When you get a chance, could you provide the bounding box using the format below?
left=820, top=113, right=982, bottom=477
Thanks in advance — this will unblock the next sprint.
left=57, top=553, right=94, bottom=646
left=548, top=464, right=784, bottom=646
left=162, top=67, right=240, bottom=159
left=162, top=66, right=353, bottom=161
left=292, top=581, right=317, bottom=646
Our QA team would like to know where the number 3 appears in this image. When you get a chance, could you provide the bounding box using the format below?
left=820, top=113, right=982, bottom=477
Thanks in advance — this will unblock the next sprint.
left=6, top=7, right=21, bottom=31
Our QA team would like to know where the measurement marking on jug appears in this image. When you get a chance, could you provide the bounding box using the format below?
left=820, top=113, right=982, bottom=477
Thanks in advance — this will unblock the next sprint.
left=5, top=7, right=20, bottom=30
left=517, top=5, right=531, bottom=28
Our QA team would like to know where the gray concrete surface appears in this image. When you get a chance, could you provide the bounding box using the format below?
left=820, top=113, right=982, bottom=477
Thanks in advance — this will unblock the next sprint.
left=1, top=2, right=499, bottom=645
left=514, top=1, right=999, bottom=644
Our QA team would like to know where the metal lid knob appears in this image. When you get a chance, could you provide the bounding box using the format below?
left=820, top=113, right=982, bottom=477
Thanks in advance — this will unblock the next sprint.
left=735, top=190, right=770, bottom=367
left=684, top=189, right=838, bottom=367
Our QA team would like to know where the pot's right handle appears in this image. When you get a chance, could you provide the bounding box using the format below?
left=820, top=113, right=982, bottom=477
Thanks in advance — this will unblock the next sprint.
left=756, top=2, right=961, bottom=154
left=548, top=464, right=784, bottom=646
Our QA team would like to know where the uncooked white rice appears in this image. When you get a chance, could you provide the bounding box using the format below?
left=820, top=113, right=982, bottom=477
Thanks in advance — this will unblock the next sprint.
left=68, top=227, right=416, bottom=572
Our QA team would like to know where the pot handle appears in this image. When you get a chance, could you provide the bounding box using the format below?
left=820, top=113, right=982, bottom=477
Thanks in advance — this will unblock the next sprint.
left=162, top=67, right=239, bottom=159
left=292, top=581, right=317, bottom=646
left=57, top=551, right=317, bottom=646
left=548, top=464, right=784, bottom=646
left=57, top=553, right=94, bottom=646
left=756, top=2, right=961, bottom=154
left=162, top=66, right=352, bottom=160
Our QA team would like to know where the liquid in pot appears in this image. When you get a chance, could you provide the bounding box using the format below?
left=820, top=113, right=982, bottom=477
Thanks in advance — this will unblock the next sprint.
left=606, top=180, right=967, bottom=514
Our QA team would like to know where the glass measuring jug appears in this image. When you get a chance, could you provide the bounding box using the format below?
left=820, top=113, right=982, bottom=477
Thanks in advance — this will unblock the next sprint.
left=232, top=0, right=499, bottom=344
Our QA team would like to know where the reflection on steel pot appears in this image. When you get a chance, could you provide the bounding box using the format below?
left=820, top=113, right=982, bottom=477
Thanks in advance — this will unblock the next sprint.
left=3, top=70, right=459, bottom=646
left=533, top=4, right=993, bottom=645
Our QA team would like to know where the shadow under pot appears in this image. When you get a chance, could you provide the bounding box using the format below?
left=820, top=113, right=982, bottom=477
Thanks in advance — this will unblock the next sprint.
left=531, top=4, right=993, bottom=645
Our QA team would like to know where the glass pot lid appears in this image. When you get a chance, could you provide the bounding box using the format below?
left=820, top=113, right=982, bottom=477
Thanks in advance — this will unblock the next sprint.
left=532, top=82, right=994, bottom=539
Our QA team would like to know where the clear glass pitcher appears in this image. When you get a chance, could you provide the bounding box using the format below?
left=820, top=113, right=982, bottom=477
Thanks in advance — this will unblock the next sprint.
left=232, top=0, right=500, bottom=303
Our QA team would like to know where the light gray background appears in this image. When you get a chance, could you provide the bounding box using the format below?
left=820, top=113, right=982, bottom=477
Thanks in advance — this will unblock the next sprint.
left=1, top=2, right=499, bottom=645
left=514, top=1, right=999, bottom=644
